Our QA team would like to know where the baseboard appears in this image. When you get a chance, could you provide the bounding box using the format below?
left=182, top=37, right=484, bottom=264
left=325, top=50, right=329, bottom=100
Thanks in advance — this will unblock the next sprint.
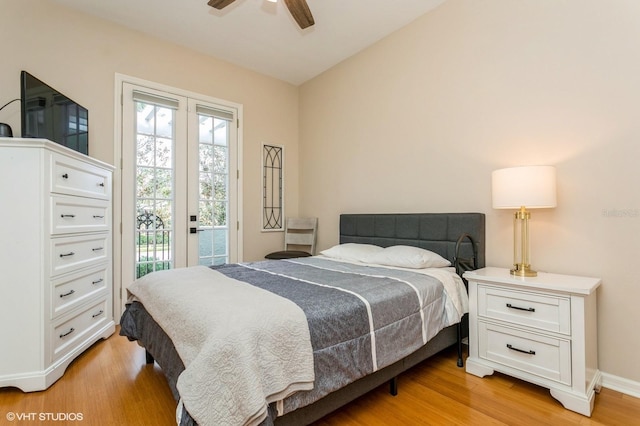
left=602, top=372, right=640, bottom=399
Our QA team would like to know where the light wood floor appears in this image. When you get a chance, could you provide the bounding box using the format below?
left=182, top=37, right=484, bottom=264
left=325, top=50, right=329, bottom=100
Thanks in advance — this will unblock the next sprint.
left=1, top=328, right=639, bottom=425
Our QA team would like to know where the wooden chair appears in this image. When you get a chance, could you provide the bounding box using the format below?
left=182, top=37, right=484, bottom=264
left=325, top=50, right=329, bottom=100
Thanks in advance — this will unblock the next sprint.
left=265, top=217, right=318, bottom=260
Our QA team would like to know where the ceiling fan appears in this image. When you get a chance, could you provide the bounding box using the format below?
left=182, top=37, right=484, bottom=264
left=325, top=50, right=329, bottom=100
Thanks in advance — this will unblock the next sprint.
left=208, top=0, right=315, bottom=29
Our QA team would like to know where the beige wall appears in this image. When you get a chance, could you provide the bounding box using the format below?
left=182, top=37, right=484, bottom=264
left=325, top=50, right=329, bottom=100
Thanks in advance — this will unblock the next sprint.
left=0, top=0, right=299, bottom=268
left=3, top=0, right=639, bottom=387
left=299, top=0, right=640, bottom=382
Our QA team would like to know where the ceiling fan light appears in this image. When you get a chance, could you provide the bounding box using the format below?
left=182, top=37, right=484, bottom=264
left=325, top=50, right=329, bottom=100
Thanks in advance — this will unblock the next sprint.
left=267, top=0, right=277, bottom=3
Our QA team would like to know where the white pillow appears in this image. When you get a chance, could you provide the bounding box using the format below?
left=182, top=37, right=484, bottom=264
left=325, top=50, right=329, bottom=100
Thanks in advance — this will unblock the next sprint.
left=364, top=245, right=451, bottom=269
left=320, top=243, right=383, bottom=262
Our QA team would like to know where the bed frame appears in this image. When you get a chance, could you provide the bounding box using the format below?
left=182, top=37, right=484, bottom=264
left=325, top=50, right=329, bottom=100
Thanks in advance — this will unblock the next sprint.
left=274, top=213, right=485, bottom=425
left=127, top=212, right=485, bottom=425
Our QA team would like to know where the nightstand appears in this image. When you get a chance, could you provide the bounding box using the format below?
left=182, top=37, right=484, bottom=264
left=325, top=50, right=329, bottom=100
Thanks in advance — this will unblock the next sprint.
left=464, top=267, right=602, bottom=416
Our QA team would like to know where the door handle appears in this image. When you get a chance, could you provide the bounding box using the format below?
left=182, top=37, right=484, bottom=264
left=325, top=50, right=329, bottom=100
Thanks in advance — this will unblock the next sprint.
left=189, top=227, right=204, bottom=234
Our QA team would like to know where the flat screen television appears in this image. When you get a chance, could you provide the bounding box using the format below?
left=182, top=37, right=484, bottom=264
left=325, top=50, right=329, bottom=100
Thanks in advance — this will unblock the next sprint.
left=20, top=71, right=88, bottom=155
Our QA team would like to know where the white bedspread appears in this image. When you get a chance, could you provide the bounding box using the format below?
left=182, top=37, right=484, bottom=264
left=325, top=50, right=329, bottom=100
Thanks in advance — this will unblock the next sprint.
left=127, top=266, right=315, bottom=426
left=418, top=268, right=469, bottom=324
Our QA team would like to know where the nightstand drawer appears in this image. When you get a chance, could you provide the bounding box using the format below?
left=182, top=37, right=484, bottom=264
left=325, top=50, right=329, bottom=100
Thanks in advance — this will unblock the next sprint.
left=478, top=285, right=571, bottom=334
left=478, top=321, right=571, bottom=385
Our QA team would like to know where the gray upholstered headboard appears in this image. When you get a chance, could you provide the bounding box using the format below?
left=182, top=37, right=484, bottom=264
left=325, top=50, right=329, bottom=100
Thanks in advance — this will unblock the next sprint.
left=339, top=213, right=485, bottom=269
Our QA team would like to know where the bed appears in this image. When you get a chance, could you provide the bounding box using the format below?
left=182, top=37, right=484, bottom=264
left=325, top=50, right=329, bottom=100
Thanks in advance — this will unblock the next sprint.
left=119, top=212, right=485, bottom=426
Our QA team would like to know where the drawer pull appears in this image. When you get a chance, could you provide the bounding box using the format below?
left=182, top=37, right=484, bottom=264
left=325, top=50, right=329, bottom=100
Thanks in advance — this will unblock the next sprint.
left=59, top=328, right=75, bottom=338
left=59, top=252, right=75, bottom=258
left=92, top=278, right=104, bottom=285
left=60, top=214, right=76, bottom=218
left=62, top=173, right=69, bottom=179
left=506, top=303, right=535, bottom=312
left=59, top=289, right=75, bottom=298
left=92, top=310, right=105, bottom=318
left=92, top=247, right=104, bottom=252
left=93, top=215, right=105, bottom=219
left=98, top=182, right=105, bottom=187
left=506, top=344, right=536, bottom=355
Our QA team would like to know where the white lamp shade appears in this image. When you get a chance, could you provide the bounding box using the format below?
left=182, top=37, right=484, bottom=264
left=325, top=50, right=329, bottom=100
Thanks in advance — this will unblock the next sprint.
left=492, top=166, right=557, bottom=209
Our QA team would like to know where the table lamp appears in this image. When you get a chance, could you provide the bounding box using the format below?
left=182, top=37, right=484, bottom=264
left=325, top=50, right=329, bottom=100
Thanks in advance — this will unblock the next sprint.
left=492, top=165, right=557, bottom=277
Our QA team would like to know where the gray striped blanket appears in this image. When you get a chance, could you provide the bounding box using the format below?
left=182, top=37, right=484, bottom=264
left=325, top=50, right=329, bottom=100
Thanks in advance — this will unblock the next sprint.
left=214, top=257, right=468, bottom=415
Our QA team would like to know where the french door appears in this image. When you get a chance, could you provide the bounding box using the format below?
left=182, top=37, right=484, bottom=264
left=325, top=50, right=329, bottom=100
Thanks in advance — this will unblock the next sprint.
left=120, top=81, right=240, bottom=290
left=186, top=99, right=238, bottom=267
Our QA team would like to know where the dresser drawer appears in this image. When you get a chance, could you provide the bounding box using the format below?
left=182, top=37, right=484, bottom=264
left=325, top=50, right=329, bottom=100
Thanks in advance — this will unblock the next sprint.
left=52, top=298, right=110, bottom=361
left=51, top=195, right=109, bottom=235
left=51, top=234, right=109, bottom=277
left=478, top=321, right=571, bottom=385
left=51, top=153, right=111, bottom=200
left=478, top=285, right=571, bottom=335
left=51, top=265, right=109, bottom=319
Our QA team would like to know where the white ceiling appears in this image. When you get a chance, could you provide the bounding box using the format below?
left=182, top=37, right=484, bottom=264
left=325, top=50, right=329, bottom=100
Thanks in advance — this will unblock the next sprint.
left=51, top=0, right=446, bottom=85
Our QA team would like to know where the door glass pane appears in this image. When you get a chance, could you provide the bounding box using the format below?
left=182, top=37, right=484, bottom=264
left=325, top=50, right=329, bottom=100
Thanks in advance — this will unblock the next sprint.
left=198, top=114, right=230, bottom=265
left=135, top=102, right=175, bottom=278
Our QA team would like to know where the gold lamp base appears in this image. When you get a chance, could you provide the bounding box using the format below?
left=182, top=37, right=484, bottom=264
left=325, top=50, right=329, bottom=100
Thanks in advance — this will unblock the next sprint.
left=511, top=263, right=537, bottom=277
left=509, top=207, right=538, bottom=278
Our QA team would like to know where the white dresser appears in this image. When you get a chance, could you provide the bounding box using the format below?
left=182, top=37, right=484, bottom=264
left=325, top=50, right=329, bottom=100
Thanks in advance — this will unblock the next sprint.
left=0, top=138, right=115, bottom=392
left=464, top=267, right=601, bottom=416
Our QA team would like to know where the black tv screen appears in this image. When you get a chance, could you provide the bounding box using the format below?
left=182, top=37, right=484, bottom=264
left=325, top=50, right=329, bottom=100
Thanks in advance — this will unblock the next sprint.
left=20, top=71, right=88, bottom=155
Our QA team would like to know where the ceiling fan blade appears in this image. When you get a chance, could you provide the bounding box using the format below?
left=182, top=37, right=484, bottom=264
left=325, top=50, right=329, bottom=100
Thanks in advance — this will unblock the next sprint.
left=207, top=0, right=237, bottom=9
left=283, top=0, right=315, bottom=29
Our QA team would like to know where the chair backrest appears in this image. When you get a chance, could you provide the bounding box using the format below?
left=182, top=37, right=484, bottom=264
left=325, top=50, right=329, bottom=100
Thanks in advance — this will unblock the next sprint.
left=284, top=217, right=318, bottom=255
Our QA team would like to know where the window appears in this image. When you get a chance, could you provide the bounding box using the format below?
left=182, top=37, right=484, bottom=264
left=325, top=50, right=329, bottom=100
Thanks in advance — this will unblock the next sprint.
left=262, top=144, right=283, bottom=231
